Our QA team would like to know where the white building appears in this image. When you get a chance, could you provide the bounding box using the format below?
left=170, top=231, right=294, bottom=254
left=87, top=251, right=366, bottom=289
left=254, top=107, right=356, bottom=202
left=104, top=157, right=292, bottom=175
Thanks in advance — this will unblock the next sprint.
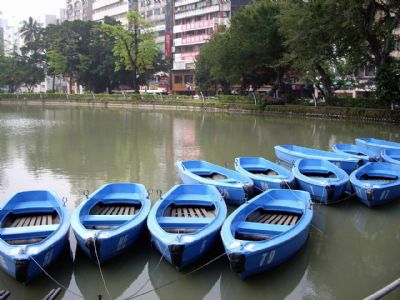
left=139, top=0, right=167, bottom=53
left=92, top=0, right=137, bottom=23
left=65, top=0, right=93, bottom=21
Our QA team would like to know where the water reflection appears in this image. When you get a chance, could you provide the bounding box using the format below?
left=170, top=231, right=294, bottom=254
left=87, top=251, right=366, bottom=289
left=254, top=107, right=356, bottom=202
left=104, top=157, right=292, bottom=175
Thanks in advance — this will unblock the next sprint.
left=0, top=243, right=73, bottom=299
left=0, top=106, right=399, bottom=299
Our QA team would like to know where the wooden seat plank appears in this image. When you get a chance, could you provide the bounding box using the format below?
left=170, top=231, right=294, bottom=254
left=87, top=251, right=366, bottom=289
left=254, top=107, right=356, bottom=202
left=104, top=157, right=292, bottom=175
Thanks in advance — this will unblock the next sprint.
left=23, top=217, right=32, bottom=227
left=129, top=206, right=135, bottom=215
left=278, top=215, right=288, bottom=225
left=123, top=206, right=130, bottom=215
left=35, top=216, right=42, bottom=226
left=271, top=215, right=283, bottom=224
left=47, top=215, right=52, bottom=225
left=259, top=214, right=272, bottom=223
left=265, top=214, right=277, bottom=224
left=10, top=218, right=21, bottom=228
left=290, top=216, right=298, bottom=225
left=199, top=208, right=207, bottom=217
left=284, top=215, right=293, bottom=226
left=29, top=216, right=37, bottom=227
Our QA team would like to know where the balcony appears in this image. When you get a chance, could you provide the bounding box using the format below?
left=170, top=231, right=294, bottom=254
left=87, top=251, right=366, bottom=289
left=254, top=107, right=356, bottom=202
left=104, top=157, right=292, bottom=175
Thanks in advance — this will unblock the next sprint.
left=174, top=0, right=202, bottom=8
left=175, top=5, right=220, bottom=20
left=93, top=3, right=128, bottom=21
left=174, top=34, right=210, bottom=46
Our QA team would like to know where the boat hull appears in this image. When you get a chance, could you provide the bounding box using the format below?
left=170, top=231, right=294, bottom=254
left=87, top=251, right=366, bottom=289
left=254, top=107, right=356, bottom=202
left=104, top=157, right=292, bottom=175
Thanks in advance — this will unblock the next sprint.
left=350, top=162, right=400, bottom=207
left=0, top=190, right=70, bottom=282
left=381, top=149, right=400, bottom=165
left=72, top=183, right=151, bottom=264
left=356, top=138, right=400, bottom=156
left=234, top=157, right=296, bottom=193
left=275, top=145, right=361, bottom=174
left=221, top=189, right=312, bottom=279
left=332, top=144, right=379, bottom=162
left=147, top=184, right=227, bottom=269
left=176, top=160, right=254, bottom=206
left=293, top=159, right=349, bottom=204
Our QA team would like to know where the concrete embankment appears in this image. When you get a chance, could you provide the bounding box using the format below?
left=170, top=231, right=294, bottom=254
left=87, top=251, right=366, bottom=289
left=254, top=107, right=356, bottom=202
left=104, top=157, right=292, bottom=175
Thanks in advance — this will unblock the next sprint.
left=0, top=95, right=399, bottom=123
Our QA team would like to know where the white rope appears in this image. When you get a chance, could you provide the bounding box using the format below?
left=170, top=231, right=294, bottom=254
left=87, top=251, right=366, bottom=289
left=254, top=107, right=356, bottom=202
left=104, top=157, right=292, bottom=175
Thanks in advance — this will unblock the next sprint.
left=123, top=252, right=227, bottom=300
left=29, top=255, right=83, bottom=299
left=93, top=242, right=112, bottom=300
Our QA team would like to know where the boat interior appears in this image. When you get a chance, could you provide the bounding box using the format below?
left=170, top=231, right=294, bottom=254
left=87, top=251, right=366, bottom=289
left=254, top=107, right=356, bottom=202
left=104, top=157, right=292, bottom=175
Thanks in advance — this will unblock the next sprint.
left=247, top=169, right=279, bottom=176
left=83, top=202, right=142, bottom=230
left=234, top=208, right=302, bottom=241
left=197, top=172, right=228, bottom=181
left=0, top=212, right=60, bottom=245
left=158, top=204, right=216, bottom=234
left=359, top=173, right=398, bottom=183
left=301, top=170, right=337, bottom=179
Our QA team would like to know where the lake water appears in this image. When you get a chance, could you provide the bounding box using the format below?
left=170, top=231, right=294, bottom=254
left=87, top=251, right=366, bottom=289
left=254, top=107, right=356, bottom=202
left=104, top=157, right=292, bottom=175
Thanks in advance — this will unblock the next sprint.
left=0, top=104, right=399, bottom=300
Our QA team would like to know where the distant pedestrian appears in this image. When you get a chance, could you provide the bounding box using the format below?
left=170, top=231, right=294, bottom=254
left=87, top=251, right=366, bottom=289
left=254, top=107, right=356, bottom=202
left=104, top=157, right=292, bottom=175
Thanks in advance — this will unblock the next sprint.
left=185, top=82, right=191, bottom=96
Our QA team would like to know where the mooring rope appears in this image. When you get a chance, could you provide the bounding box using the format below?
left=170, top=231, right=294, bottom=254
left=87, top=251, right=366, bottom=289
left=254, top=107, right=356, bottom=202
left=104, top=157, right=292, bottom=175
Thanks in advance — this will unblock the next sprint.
left=30, top=255, right=83, bottom=299
left=93, top=243, right=112, bottom=300
left=123, top=252, right=227, bottom=300
left=129, top=242, right=171, bottom=298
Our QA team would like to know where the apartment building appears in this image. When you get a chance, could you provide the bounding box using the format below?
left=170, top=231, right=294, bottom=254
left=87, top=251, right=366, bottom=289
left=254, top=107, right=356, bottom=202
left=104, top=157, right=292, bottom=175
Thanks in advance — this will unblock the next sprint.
left=139, top=0, right=167, bottom=53
left=65, top=0, right=93, bottom=21
left=171, top=0, right=250, bottom=93
left=92, top=0, right=137, bottom=23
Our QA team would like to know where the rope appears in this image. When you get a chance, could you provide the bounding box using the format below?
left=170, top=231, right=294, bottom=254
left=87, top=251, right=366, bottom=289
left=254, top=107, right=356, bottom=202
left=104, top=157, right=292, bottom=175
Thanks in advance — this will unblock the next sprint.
left=93, top=242, right=112, bottom=300
left=123, top=252, right=226, bottom=300
left=129, top=242, right=171, bottom=298
left=29, top=255, right=83, bottom=299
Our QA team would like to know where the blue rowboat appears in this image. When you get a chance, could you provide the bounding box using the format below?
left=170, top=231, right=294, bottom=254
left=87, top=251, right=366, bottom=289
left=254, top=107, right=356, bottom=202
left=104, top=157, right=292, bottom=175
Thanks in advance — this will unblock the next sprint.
left=221, top=189, right=312, bottom=279
left=147, top=184, right=227, bottom=269
left=274, top=145, right=362, bottom=174
left=350, top=162, right=400, bottom=207
left=332, top=144, right=379, bottom=162
left=72, top=183, right=150, bottom=264
left=355, top=138, right=400, bottom=156
left=176, top=160, right=254, bottom=206
left=381, top=149, right=400, bottom=165
left=0, top=190, right=70, bottom=282
left=293, top=159, right=349, bottom=204
left=234, top=157, right=295, bottom=192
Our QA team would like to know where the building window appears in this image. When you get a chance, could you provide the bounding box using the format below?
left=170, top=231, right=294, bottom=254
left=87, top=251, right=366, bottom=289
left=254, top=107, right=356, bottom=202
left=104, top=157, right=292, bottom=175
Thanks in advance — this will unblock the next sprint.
left=175, top=75, right=182, bottom=84
left=184, top=75, right=193, bottom=83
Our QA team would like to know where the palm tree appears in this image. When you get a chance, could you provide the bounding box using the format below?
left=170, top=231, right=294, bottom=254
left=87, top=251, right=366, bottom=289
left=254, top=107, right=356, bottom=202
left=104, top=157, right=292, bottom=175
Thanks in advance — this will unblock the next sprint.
left=19, top=17, right=41, bottom=43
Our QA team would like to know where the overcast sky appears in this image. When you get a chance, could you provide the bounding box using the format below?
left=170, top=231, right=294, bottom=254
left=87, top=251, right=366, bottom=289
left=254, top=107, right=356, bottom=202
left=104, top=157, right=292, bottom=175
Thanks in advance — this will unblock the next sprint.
left=1, top=0, right=65, bottom=25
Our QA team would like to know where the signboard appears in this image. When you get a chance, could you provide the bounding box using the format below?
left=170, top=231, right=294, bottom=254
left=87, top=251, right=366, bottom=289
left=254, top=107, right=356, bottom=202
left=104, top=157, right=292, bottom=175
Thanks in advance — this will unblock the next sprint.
left=165, top=32, right=171, bottom=58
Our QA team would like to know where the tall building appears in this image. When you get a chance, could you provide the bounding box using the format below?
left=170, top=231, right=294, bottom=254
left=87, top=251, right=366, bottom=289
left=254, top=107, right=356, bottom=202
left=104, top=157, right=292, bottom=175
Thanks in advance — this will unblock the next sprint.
left=65, top=0, right=93, bottom=21
left=171, top=0, right=249, bottom=94
left=0, top=19, right=5, bottom=55
left=92, top=0, right=137, bottom=23
left=139, top=0, right=167, bottom=53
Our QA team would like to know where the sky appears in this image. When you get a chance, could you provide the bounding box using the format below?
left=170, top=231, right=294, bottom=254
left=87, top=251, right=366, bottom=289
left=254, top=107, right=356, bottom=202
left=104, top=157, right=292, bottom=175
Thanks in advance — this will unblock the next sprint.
left=1, top=0, right=65, bottom=25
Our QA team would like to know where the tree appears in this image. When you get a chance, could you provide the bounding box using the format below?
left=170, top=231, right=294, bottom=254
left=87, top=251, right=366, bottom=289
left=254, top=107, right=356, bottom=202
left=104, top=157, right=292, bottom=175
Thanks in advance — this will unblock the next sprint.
left=102, top=11, right=159, bottom=93
left=20, top=17, right=42, bottom=43
left=195, top=1, right=284, bottom=94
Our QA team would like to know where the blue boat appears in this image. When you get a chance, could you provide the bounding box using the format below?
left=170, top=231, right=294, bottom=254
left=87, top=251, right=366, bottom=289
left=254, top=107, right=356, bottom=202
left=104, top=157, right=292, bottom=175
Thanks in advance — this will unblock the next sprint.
left=350, top=162, right=400, bottom=207
left=293, top=159, right=349, bottom=204
left=221, top=189, right=312, bottom=279
left=234, top=157, right=295, bottom=192
left=332, top=144, right=379, bottom=162
left=355, top=138, right=400, bottom=156
left=274, top=144, right=362, bottom=174
left=381, top=149, right=400, bottom=165
left=72, top=183, right=150, bottom=264
left=0, top=190, right=70, bottom=282
left=176, top=160, right=254, bottom=206
left=147, top=184, right=227, bottom=269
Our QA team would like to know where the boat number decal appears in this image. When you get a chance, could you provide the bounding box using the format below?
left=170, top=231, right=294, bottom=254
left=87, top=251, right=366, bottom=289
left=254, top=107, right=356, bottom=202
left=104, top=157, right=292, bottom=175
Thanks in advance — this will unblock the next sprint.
left=117, top=235, right=129, bottom=251
left=261, top=182, right=269, bottom=191
left=380, top=190, right=390, bottom=201
left=259, top=250, right=275, bottom=267
left=200, top=240, right=207, bottom=253
left=43, top=249, right=54, bottom=266
left=217, top=188, right=229, bottom=199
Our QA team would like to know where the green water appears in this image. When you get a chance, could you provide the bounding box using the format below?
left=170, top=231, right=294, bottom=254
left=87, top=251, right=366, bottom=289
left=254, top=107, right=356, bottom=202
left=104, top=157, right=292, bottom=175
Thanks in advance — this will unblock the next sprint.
left=0, top=105, right=399, bottom=300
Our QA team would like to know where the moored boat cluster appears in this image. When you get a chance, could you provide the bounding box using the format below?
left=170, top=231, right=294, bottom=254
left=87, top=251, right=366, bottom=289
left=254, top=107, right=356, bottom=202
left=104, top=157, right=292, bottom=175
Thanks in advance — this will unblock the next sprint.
left=0, top=137, right=399, bottom=283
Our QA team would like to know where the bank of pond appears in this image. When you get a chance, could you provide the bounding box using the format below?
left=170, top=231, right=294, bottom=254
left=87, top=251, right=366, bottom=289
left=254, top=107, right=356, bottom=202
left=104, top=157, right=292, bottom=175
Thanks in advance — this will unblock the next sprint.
left=0, top=137, right=399, bottom=285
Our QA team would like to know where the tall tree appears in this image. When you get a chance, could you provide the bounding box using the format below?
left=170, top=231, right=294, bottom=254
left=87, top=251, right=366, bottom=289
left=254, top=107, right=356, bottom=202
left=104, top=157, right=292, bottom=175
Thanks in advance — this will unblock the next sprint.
left=20, top=17, right=42, bottom=43
left=102, top=11, right=159, bottom=93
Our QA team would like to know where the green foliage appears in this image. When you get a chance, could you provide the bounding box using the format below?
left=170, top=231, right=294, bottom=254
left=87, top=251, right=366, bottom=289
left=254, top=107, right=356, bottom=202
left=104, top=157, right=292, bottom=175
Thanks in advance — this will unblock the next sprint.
left=195, top=0, right=283, bottom=93
left=325, top=96, right=388, bottom=109
left=376, top=59, right=400, bottom=106
left=101, top=11, right=159, bottom=92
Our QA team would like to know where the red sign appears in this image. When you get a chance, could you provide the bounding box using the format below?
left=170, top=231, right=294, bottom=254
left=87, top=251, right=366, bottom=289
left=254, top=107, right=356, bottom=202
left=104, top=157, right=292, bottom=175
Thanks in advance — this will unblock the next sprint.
left=165, top=32, right=171, bottom=58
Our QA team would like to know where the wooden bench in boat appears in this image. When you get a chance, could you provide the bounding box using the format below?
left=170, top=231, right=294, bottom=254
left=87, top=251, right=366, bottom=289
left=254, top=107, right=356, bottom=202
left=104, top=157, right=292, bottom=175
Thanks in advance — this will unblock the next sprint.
left=301, top=170, right=337, bottom=179
left=89, top=203, right=141, bottom=216
left=360, top=174, right=398, bottom=183
left=164, top=205, right=216, bottom=218
left=1, top=212, right=59, bottom=228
